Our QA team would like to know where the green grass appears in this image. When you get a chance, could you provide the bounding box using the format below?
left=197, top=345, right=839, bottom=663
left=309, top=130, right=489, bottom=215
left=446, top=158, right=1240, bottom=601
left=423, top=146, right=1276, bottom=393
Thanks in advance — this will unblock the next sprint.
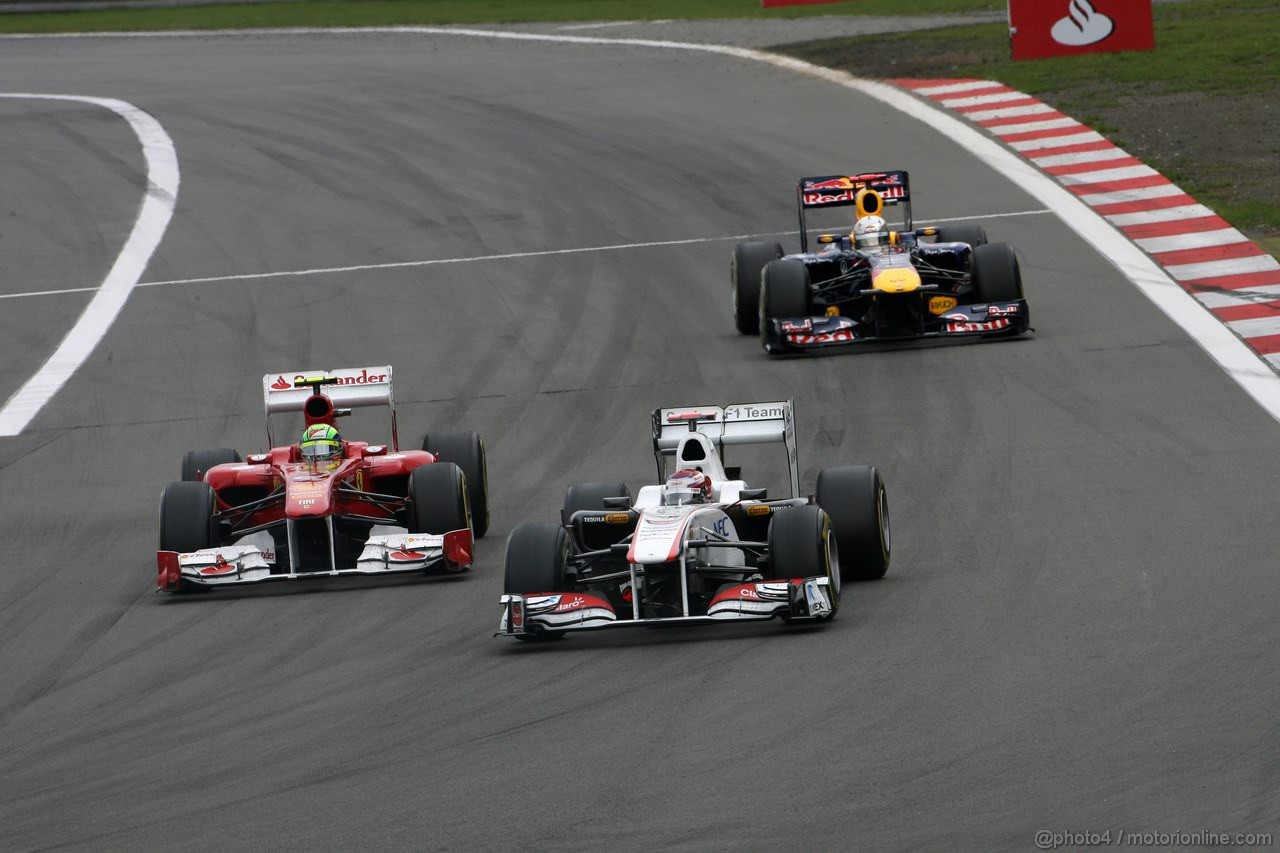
left=0, top=0, right=1001, bottom=34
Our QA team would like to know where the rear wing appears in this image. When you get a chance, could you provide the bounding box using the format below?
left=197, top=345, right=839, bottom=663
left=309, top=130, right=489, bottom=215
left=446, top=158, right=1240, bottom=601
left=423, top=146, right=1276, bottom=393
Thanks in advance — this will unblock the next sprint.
left=651, top=400, right=798, bottom=498
left=796, top=170, right=912, bottom=252
left=261, top=365, right=398, bottom=450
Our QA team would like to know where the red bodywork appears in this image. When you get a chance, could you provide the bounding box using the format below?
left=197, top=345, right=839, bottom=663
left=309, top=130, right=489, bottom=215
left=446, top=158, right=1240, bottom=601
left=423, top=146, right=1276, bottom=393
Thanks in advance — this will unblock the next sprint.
left=203, top=441, right=434, bottom=531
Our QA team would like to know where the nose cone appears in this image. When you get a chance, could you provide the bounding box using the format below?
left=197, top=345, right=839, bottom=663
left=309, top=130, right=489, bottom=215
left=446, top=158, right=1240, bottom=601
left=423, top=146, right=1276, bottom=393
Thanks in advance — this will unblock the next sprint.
left=872, top=267, right=923, bottom=294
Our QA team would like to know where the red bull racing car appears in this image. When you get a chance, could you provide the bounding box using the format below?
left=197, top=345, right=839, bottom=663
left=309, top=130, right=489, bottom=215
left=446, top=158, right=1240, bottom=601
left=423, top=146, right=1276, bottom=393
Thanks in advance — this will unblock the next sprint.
left=730, top=170, right=1031, bottom=354
left=156, top=366, right=489, bottom=592
left=496, top=401, right=890, bottom=641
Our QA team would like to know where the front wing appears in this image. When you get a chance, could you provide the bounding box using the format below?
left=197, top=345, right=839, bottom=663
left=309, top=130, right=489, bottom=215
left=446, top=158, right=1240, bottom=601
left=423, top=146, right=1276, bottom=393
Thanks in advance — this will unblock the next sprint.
left=496, top=576, right=835, bottom=638
left=763, top=299, right=1030, bottom=353
left=156, top=530, right=473, bottom=591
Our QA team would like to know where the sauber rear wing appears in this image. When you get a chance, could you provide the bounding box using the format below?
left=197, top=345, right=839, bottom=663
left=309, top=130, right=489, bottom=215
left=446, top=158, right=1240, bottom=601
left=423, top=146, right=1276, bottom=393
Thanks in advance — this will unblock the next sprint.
left=262, top=365, right=398, bottom=450
left=796, top=170, right=912, bottom=252
left=651, top=400, right=799, bottom=498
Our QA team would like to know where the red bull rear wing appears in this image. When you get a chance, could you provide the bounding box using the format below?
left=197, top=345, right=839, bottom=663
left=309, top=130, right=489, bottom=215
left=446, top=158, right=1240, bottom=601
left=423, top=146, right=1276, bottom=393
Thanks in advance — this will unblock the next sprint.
left=798, top=170, right=910, bottom=209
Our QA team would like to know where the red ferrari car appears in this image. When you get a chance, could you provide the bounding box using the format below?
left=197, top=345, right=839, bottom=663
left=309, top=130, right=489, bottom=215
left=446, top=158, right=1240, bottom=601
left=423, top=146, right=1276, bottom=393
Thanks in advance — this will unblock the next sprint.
left=156, top=366, right=489, bottom=592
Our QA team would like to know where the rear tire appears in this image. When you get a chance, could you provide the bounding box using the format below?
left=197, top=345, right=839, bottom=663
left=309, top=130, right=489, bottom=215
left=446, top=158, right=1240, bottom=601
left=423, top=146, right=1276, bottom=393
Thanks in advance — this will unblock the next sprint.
left=407, top=462, right=470, bottom=535
left=504, top=522, right=571, bottom=642
left=181, top=449, right=242, bottom=482
left=732, top=241, right=783, bottom=335
left=971, top=242, right=1024, bottom=303
left=561, top=482, right=631, bottom=525
left=935, top=224, right=988, bottom=248
left=768, top=505, right=839, bottom=618
left=422, top=431, right=490, bottom=538
left=815, top=465, right=890, bottom=582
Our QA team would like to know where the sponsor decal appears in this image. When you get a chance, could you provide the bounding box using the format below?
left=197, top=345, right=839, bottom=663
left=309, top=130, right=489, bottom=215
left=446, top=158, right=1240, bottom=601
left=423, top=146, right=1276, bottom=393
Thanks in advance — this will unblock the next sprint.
left=928, top=296, right=959, bottom=315
left=944, top=319, right=1012, bottom=333
left=270, top=368, right=390, bottom=392
left=556, top=595, right=587, bottom=612
left=803, top=189, right=856, bottom=207
left=667, top=411, right=716, bottom=423
left=987, top=304, right=1019, bottom=316
left=605, top=513, right=630, bottom=524
left=291, top=480, right=323, bottom=490
left=295, top=498, right=317, bottom=508
left=739, top=586, right=760, bottom=599
left=725, top=404, right=786, bottom=420
left=390, top=550, right=427, bottom=561
left=781, top=319, right=813, bottom=334
left=711, top=518, right=728, bottom=536
left=825, top=306, right=841, bottom=317
left=198, top=553, right=236, bottom=576
left=804, top=177, right=856, bottom=191
left=1009, top=0, right=1153, bottom=61
left=788, top=329, right=856, bottom=345
left=746, top=504, right=772, bottom=517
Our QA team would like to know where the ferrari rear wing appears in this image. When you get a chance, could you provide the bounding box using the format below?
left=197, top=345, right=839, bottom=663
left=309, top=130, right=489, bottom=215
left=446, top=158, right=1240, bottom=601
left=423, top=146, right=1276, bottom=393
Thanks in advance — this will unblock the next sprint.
left=651, top=400, right=799, bottom=498
left=797, top=170, right=912, bottom=252
left=261, top=365, right=398, bottom=450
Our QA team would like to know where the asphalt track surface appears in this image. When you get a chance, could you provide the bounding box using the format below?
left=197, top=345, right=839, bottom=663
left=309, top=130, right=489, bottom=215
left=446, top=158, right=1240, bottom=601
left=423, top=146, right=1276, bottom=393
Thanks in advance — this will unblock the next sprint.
left=0, top=31, right=1277, bottom=852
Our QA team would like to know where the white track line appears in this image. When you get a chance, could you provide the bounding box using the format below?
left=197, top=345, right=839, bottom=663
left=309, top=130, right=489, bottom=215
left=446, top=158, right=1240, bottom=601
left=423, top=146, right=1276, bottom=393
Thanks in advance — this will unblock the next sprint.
left=0, top=94, right=178, bottom=437
left=0, top=209, right=1052, bottom=301
left=4, top=25, right=1278, bottom=424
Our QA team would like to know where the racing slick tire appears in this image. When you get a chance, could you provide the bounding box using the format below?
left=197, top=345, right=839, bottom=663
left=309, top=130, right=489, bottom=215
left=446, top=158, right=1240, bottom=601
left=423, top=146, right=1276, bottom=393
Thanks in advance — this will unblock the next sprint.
left=935, top=224, right=988, bottom=248
left=760, top=259, right=812, bottom=353
left=180, top=448, right=242, bottom=483
left=158, top=482, right=220, bottom=593
left=815, top=465, right=890, bottom=583
left=504, top=522, right=571, bottom=642
left=561, top=482, right=632, bottom=526
left=971, top=242, right=1024, bottom=304
left=767, top=505, right=839, bottom=619
left=406, top=462, right=471, bottom=536
left=732, top=241, right=783, bottom=335
left=423, top=431, right=490, bottom=538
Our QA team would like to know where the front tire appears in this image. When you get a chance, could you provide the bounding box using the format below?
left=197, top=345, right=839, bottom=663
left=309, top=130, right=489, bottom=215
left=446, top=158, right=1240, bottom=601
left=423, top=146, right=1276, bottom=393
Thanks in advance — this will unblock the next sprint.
left=158, top=481, right=219, bottom=594
left=815, top=465, right=890, bottom=582
left=504, top=522, right=571, bottom=642
left=768, top=505, right=839, bottom=618
left=407, top=462, right=470, bottom=535
left=971, top=242, right=1024, bottom=303
left=732, top=241, right=783, bottom=335
left=423, top=431, right=490, bottom=538
left=159, top=481, right=218, bottom=553
left=760, top=259, right=812, bottom=353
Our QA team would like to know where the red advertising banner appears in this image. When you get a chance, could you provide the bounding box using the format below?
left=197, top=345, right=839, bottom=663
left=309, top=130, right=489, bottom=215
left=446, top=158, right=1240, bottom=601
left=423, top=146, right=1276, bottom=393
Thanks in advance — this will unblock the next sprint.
left=762, top=0, right=845, bottom=6
left=1009, top=0, right=1154, bottom=61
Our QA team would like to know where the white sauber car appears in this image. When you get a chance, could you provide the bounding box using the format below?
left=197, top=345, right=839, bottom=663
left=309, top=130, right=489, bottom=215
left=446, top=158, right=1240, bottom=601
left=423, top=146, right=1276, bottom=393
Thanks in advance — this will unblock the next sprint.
left=497, top=401, right=890, bottom=640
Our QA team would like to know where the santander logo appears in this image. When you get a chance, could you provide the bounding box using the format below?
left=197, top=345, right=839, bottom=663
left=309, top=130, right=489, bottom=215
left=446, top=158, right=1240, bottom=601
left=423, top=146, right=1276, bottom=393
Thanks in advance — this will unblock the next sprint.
left=1051, top=0, right=1114, bottom=46
left=269, top=368, right=389, bottom=392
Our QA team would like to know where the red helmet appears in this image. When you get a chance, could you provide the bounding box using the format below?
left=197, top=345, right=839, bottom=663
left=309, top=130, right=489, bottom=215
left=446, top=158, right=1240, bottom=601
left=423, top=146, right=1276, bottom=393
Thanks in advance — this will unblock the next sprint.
left=664, top=469, right=712, bottom=506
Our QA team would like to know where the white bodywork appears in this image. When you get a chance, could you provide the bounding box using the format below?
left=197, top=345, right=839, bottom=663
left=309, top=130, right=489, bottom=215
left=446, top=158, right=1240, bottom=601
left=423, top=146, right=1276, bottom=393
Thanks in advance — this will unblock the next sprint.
left=170, top=532, right=453, bottom=586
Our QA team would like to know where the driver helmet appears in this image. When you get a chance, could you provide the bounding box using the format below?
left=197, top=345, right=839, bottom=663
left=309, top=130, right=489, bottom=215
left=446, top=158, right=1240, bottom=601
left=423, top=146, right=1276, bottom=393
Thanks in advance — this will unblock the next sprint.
left=300, top=423, right=342, bottom=464
left=853, top=215, right=888, bottom=250
left=664, top=469, right=712, bottom=506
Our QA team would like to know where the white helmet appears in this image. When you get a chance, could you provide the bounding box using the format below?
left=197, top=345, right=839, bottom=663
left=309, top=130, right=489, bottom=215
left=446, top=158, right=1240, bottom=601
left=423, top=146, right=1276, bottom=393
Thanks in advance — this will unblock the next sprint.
left=853, top=215, right=888, bottom=250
